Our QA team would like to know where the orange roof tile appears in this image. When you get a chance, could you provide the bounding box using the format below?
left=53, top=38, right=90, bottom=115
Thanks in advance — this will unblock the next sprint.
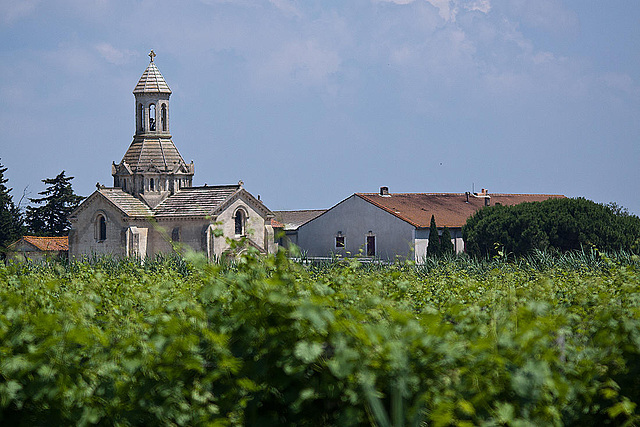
left=270, top=218, right=285, bottom=228
left=20, top=236, right=69, bottom=251
left=356, top=193, right=565, bottom=228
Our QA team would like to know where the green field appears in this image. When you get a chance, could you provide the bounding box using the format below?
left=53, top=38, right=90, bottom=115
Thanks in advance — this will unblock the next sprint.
left=1, top=250, right=639, bottom=426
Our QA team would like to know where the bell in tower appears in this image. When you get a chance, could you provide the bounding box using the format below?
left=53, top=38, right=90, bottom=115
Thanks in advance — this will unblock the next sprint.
left=112, top=51, right=195, bottom=208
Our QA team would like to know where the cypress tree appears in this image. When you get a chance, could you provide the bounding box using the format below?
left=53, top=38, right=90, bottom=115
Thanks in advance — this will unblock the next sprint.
left=26, top=171, right=84, bottom=236
left=440, top=226, right=455, bottom=255
left=427, top=214, right=440, bottom=257
left=0, top=160, right=24, bottom=255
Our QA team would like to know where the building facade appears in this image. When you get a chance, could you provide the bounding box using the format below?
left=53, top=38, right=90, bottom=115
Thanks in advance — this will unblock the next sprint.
left=69, top=52, right=276, bottom=260
left=295, top=187, right=564, bottom=261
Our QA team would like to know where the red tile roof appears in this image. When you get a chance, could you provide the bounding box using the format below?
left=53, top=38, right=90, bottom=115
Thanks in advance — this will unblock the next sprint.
left=19, top=236, right=69, bottom=251
left=270, top=218, right=285, bottom=228
left=356, top=192, right=565, bottom=228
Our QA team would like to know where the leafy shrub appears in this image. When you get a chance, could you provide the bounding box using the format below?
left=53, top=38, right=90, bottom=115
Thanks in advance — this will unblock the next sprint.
left=463, top=197, right=640, bottom=257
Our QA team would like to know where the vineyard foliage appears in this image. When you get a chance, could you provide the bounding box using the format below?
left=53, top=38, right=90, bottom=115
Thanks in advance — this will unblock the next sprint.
left=1, top=249, right=640, bottom=426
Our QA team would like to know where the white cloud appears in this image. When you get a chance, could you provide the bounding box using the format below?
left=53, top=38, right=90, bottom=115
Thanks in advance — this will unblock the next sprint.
left=269, top=0, right=302, bottom=18
left=375, top=0, right=456, bottom=21
left=463, top=0, right=490, bottom=14
left=375, top=0, right=490, bottom=22
left=0, top=0, right=40, bottom=24
left=95, top=43, right=137, bottom=65
left=426, top=0, right=457, bottom=21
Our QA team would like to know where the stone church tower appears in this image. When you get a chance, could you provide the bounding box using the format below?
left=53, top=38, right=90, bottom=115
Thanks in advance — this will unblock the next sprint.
left=111, top=50, right=194, bottom=208
left=69, top=51, right=276, bottom=260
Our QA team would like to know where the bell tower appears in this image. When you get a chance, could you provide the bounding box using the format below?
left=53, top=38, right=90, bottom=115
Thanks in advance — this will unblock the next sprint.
left=112, top=51, right=195, bottom=208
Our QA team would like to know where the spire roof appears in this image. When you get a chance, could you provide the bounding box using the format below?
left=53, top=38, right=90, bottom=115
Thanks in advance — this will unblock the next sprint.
left=133, top=52, right=171, bottom=94
left=121, top=138, right=189, bottom=173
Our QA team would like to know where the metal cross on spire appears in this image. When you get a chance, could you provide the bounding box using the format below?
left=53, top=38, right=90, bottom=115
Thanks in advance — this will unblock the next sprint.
left=149, top=50, right=156, bottom=62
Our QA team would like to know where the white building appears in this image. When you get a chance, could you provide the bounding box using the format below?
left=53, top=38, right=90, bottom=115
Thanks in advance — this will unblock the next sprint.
left=69, top=52, right=276, bottom=260
left=295, top=187, right=564, bottom=261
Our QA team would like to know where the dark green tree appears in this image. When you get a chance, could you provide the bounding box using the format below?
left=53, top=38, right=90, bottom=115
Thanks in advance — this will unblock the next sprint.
left=463, top=197, right=640, bottom=257
left=25, top=171, right=84, bottom=236
left=426, top=214, right=440, bottom=257
left=440, top=226, right=455, bottom=255
left=0, top=160, right=24, bottom=254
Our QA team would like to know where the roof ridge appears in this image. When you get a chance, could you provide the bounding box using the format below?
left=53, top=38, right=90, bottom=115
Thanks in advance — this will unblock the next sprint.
left=357, top=192, right=567, bottom=197
left=274, top=209, right=326, bottom=213
left=182, top=184, right=241, bottom=190
left=357, top=192, right=466, bottom=196
left=159, top=137, right=167, bottom=168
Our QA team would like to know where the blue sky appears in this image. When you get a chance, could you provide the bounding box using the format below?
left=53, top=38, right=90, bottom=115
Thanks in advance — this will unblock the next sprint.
left=1, top=0, right=639, bottom=215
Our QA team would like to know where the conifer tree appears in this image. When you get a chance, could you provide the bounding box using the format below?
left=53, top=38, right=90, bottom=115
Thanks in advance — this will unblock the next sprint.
left=426, top=214, right=440, bottom=257
left=440, top=226, right=455, bottom=255
left=26, top=171, right=84, bottom=236
left=0, top=160, right=24, bottom=254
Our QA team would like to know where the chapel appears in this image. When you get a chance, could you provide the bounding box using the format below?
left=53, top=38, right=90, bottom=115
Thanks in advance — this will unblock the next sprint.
left=68, top=51, right=276, bottom=259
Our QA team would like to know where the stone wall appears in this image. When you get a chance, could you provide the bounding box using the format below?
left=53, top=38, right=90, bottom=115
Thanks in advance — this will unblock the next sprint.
left=69, top=197, right=128, bottom=258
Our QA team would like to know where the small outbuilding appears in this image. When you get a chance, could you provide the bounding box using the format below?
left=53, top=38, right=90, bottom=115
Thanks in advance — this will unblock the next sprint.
left=272, top=210, right=326, bottom=249
left=6, top=236, right=69, bottom=262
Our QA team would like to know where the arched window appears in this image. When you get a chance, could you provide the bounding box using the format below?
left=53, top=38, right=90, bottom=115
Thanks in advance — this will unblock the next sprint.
left=139, top=104, right=145, bottom=132
left=97, top=214, right=107, bottom=241
left=161, top=104, right=167, bottom=131
left=234, top=209, right=245, bottom=236
left=149, top=104, right=156, bottom=131
left=150, top=178, right=155, bottom=191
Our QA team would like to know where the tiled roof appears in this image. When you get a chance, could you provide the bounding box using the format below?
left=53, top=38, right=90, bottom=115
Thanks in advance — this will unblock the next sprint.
left=121, top=138, right=190, bottom=173
left=270, top=218, right=284, bottom=228
left=133, top=62, right=171, bottom=94
left=153, top=185, right=240, bottom=217
left=356, top=192, right=566, bottom=228
left=15, top=236, right=68, bottom=251
left=273, top=209, right=326, bottom=230
left=98, top=188, right=154, bottom=217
